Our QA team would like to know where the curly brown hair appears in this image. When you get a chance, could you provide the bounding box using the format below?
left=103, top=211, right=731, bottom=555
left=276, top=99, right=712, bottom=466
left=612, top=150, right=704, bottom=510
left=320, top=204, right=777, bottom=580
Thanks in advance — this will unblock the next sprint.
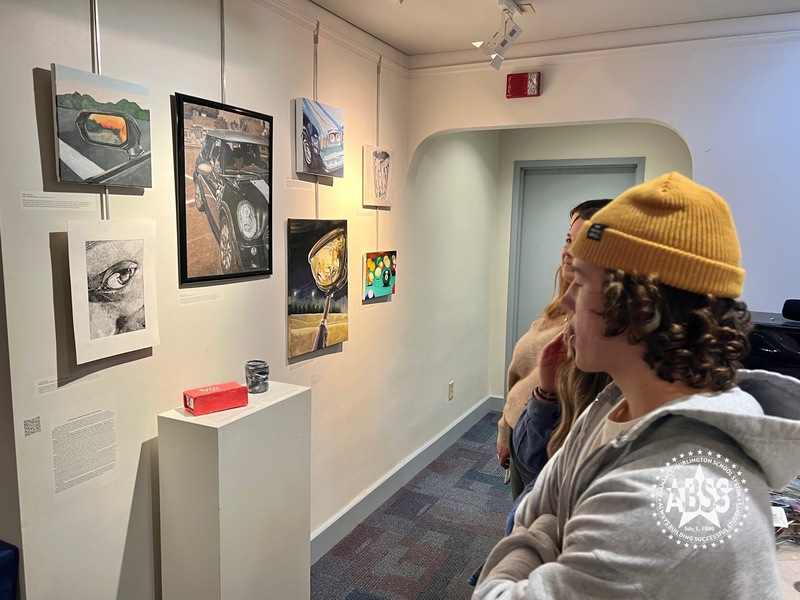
left=601, top=271, right=752, bottom=392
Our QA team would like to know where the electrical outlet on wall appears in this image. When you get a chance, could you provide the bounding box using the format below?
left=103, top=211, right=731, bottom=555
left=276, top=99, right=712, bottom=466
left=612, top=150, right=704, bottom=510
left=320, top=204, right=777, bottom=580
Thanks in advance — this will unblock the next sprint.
left=448, top=380, right=454, bottom=402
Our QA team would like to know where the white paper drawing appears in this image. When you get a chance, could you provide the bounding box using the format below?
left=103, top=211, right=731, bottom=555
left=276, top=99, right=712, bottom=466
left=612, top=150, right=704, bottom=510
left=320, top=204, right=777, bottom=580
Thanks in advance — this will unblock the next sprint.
left=363, top=145, right=394, bottom=208
left=68, top=219, right=159, bottom=363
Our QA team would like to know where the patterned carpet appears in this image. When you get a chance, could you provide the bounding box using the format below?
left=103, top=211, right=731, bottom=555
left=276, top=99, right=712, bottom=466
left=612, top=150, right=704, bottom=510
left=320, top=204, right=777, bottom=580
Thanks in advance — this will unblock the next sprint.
left=311, top=411, right=512, bottom=600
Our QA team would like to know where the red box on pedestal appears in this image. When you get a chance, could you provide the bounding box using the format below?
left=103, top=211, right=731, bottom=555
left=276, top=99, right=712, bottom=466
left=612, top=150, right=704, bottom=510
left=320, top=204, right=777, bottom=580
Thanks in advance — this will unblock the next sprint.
left=183, top=381, right=248, bottom=416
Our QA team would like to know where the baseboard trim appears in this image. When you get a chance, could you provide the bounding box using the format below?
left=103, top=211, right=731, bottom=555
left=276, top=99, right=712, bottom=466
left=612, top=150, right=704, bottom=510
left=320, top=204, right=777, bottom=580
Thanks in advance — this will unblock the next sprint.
left=310, top=395, right=503, bottom=564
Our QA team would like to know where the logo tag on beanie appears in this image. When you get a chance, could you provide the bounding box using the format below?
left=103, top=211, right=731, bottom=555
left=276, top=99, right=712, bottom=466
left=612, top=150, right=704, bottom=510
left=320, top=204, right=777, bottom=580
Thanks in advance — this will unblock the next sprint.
left=587, top=223, right=606, bottom=241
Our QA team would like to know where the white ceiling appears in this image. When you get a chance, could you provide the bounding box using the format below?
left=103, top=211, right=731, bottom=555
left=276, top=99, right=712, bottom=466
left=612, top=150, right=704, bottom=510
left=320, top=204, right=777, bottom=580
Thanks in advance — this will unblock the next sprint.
left=309, top=0, right=800, bottom=57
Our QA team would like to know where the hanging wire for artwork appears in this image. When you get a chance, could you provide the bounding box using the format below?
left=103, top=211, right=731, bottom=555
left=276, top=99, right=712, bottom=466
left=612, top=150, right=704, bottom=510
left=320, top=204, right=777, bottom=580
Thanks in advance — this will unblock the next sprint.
left=90, top=0, right=111, bottom=219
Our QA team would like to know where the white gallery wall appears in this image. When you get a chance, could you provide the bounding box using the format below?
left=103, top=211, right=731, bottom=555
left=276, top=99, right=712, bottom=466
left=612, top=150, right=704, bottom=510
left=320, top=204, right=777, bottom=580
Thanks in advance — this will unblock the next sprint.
left=407, top=32, right=800, bottom=318
left=3, top=1, right=800, bottom=599
left=0, top=0, right=468, bottom=598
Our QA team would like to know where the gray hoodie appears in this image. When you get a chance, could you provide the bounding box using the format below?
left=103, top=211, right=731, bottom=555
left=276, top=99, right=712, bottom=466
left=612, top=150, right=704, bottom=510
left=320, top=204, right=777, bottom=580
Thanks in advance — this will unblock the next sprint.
left=474, top=370, right=800, bottom=599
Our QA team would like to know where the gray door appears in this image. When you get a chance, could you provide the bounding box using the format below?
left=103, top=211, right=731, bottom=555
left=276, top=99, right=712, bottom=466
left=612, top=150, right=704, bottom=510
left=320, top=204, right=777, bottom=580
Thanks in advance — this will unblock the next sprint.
left=506, top=159, right=643, bottom=379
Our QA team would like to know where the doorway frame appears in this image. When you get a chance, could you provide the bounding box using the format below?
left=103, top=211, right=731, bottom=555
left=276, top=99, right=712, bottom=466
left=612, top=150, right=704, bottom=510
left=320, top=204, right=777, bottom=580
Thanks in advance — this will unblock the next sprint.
left=504, top=157, right=645, bottom=387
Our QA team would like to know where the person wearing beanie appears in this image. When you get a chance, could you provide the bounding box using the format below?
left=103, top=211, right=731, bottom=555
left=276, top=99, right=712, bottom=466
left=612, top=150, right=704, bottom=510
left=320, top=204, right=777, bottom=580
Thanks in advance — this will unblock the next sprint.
left=474, top=172, right=800, bottom=599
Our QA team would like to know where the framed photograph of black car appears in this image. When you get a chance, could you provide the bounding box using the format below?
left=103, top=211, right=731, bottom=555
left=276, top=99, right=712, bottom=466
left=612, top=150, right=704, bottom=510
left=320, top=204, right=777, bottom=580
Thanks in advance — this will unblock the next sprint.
left=173, top=93, right=273, bottom=285
left=52, top=64, right=152, bottom=187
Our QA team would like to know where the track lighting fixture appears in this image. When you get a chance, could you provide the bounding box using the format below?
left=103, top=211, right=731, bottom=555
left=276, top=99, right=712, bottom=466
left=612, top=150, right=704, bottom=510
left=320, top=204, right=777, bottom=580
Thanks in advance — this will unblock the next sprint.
left=472, top=0, right=533, bottom=69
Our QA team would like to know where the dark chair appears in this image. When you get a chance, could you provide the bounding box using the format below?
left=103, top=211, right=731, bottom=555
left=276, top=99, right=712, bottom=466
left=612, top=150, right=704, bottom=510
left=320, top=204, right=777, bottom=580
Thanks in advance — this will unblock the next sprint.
left=742, top=311, right=800, bottom=379
left=0, top=540, right=19, bottom=600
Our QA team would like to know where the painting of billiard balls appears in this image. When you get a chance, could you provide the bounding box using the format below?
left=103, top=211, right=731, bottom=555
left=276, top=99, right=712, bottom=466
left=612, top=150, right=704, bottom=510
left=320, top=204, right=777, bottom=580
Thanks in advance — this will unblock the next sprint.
left=363, top=251, right=396, bottom=300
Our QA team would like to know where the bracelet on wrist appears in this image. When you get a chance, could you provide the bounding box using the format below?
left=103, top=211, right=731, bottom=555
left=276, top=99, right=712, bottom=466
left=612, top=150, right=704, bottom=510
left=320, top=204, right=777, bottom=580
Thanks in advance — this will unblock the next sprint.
left=534, top=386, right=558, bottom=402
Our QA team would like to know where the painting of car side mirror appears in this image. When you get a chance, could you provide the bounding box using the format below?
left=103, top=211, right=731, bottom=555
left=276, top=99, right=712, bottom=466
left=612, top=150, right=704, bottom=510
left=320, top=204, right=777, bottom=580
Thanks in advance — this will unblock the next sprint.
left=52, top=64, right=152, bottom=187
left=76, top=112, right=145, bottom=159
left=196, top=162, right=214, bottom=176
left=81, top=113, right=128, bottom=145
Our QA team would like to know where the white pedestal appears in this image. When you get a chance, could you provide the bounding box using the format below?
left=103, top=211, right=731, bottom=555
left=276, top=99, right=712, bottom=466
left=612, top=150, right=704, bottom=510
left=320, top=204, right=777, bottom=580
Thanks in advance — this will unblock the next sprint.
left=158, top=381, right=311, bottom=600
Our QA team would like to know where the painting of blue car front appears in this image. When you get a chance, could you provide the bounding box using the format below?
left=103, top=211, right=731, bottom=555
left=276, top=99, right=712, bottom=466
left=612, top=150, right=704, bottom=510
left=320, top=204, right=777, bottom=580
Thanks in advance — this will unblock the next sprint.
left=296, top=97, right=344, bottom=177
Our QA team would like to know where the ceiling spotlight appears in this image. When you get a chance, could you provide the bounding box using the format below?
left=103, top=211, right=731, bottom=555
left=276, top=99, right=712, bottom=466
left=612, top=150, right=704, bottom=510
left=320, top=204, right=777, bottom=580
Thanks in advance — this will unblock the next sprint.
left=473, top=2, right=526, bottom=70
left=489, top=15, right=522, bottom=58
left=489, top=53, right=504, bottom=70
left=472, top=40, right=493, bottom=56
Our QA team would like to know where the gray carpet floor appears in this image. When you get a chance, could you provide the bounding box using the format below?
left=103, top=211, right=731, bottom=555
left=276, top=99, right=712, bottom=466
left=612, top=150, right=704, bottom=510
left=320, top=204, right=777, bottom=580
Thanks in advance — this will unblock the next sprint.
left=311, top=411, right=512, bottom=599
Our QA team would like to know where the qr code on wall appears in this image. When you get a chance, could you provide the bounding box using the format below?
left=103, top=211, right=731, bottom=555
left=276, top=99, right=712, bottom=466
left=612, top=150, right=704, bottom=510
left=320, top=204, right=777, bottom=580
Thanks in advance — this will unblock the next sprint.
left=23, top=416, right=41, bottom=437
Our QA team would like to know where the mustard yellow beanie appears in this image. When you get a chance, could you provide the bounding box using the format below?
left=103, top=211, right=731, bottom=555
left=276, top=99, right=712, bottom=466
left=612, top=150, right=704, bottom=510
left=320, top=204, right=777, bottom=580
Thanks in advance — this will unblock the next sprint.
left=570, top=172, right=744, bottom=297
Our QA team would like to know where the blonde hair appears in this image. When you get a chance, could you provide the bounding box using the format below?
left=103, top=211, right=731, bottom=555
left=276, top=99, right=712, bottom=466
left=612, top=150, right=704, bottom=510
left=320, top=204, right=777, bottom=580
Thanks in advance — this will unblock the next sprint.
left=546, top=329, right=612, bottom=457
left=540, top=196, right=612, bottom=323
left=541, top=199, right=615, bottom=453
left=540, top=266, right=570, bottom=323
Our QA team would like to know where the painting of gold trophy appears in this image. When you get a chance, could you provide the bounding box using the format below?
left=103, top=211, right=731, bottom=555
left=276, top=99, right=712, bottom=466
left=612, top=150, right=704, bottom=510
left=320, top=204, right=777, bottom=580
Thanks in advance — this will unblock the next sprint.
left=363, top=145, right=394, bottom=208
left=287, top=219, right=348, bottom=358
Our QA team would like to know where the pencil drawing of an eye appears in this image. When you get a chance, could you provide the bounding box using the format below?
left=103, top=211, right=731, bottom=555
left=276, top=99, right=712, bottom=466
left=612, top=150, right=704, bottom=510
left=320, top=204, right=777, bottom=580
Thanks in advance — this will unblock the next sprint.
left=87, top=260, right=140, bottom=302
left=101, top=261, right=138, bottom=291
left=85, top=239, right=146, bottom=339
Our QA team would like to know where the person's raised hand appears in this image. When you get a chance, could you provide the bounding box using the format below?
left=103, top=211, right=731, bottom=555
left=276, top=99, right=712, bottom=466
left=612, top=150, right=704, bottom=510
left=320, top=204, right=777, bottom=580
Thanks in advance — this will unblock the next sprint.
left=538, top=330, right=568, bottom=395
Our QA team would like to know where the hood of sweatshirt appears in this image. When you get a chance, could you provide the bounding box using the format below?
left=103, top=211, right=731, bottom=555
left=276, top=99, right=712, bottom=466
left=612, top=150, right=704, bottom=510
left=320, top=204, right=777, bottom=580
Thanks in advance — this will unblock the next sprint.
left=597, top=369, right=800, bottom=490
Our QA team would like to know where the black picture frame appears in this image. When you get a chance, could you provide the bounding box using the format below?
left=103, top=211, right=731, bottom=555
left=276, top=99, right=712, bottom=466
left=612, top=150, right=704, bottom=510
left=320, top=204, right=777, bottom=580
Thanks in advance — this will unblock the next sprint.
left=173, top=93, right=273, bottom=285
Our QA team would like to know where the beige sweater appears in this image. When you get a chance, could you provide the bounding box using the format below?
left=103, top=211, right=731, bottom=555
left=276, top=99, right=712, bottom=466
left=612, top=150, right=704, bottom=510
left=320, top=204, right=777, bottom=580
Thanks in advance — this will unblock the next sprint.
left=498, top=317, right=566, bottom=448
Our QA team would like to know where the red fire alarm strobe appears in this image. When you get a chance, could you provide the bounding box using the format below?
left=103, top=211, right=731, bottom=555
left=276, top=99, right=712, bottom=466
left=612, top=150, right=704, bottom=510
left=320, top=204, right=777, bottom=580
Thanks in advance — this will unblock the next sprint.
left=506, top=72, right=541, bottom=98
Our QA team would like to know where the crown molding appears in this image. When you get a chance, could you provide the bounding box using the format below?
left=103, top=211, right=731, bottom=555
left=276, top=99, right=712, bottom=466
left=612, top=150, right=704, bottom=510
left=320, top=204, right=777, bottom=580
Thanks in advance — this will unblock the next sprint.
left=408, top=26, right=800, bottom=78
left=408, top=12, right=800, bottom=73
left=250, top=0, right=409, bottom=77
left=251, top=0, right=317, bottom=30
